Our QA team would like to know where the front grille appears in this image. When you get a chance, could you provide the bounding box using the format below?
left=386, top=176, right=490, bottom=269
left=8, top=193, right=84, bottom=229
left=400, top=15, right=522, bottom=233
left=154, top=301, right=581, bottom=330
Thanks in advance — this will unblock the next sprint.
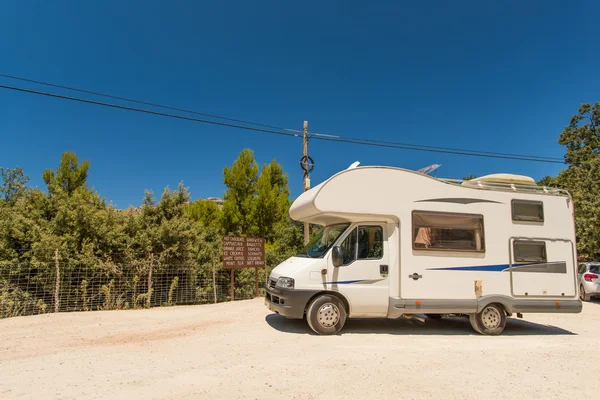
left=268, top=278, right=277, bottom=289
left=266, top=293, right=282, bottom=305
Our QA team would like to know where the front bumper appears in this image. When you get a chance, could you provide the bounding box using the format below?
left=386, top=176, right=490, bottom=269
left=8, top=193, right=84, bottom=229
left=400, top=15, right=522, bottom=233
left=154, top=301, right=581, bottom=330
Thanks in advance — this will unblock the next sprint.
left=264, top=285, right=318, bottom=319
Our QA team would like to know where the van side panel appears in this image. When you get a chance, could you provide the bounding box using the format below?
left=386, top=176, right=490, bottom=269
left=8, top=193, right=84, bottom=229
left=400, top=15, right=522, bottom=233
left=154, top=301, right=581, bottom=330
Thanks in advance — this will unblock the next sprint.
left=399, top=191, right=576, bottom=301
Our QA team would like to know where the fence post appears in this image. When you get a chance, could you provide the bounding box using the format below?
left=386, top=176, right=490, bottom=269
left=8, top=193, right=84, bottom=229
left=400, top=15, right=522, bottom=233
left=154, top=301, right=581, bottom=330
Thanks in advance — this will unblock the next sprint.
left=255, top=267, right=259, bottom=298
left=54, top=248, right=60, bottom=313
left=147, top=254, right=153, bottom=308
left=230, top=268, right=234, bottom=301
left=212, top=263, right=217, bottom=304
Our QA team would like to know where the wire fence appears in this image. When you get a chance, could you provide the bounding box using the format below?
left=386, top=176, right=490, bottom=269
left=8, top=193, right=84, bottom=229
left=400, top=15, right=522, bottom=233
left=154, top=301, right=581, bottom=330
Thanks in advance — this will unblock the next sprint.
left=0, top=254, right=267, bottom=319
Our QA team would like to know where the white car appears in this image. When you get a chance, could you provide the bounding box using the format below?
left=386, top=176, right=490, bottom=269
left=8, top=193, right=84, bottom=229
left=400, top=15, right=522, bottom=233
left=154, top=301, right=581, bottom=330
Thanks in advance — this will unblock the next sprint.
left=578, top=262, right=600, bottom=301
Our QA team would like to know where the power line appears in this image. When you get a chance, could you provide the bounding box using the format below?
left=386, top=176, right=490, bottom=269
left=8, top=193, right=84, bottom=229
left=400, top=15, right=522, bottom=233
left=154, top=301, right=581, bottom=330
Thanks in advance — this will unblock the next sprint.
left=0, top=83, right=297, bottom=138
left=0, top=83, right=566, bottom=164
left=302, top=131, right=564, bottom=162
left=310, top=135, right=565, bottom=163
left=0, top=73, right=286, bottom=131
left=1, top=73, right=566, bottom=162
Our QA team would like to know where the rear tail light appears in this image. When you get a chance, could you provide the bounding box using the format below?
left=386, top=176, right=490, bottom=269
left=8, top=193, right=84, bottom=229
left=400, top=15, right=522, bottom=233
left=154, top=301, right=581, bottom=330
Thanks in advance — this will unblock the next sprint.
left=584, top=274, right=598, bottom=282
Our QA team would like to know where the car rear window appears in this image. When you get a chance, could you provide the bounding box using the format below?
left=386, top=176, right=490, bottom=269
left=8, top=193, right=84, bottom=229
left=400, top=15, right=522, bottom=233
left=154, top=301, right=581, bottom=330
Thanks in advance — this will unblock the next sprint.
left=590, top=265, right=600, bottom=274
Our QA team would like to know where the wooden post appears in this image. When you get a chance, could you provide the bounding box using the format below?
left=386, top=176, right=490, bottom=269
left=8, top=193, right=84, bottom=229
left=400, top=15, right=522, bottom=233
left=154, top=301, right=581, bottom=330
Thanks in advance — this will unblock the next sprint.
left=230, top=268, right=235, bottom=301
left=255, top=267, right=259, bottom=297
left=212, top=263, right=217, bottom=304
left=303, top=121, right=310, bottom=245
left=54, top=248, right=60, bottom=313
left=147, top=254, right=153, bottom=308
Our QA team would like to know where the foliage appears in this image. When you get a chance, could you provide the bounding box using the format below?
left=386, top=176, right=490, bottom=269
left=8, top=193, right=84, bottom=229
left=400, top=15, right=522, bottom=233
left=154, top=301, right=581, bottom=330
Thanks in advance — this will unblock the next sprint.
left=101, top=279, right=114, bottom=310
left=127, top=184, right=199, bottom=270
left=0, top=167, right=29, bottom=203
left=222, top=149, right=259, bottom=235
left=168, top=276, right=179, bottom=306
left=252, top=160, right=290, bottom=241
left=185, top=199, right=222, bottom=229
left=43, top=151, right=90, bottom=196
left=0, top=281, right=48, bottom=318
left=0, top=148, right=304, bottom=317
left=539, top=102, right=600, bottom=261
left=557, top=103, right=600, bottom=166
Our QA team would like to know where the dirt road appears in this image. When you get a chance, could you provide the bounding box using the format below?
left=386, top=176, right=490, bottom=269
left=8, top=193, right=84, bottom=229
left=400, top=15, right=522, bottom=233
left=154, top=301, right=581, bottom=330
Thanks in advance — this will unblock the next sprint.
left=1, top=298, right=598, bottom=399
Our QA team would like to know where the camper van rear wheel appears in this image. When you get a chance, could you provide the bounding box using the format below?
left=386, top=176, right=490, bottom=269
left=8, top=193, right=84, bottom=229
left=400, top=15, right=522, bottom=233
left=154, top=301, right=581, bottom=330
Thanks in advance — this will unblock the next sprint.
left=306, top=295, right=347, bottom=335
left=470, top=304, right=506, bottom=336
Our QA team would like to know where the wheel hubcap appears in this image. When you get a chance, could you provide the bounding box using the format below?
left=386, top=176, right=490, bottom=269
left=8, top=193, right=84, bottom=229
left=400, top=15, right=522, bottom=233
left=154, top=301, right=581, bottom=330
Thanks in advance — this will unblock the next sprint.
left=580, top=286, right=585, bottom=300
left=481, top=307, right=501, bottom=329
left=317, top=303, right=340, bottom=328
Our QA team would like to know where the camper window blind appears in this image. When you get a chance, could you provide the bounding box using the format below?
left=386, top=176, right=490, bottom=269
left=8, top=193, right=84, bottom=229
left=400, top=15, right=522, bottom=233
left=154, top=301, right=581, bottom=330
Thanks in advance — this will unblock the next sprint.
left=513, top=240, right=547, bottom=262
left=412, top=211, right=485, bottom=252
left=512, top=200, right=544, bottom=222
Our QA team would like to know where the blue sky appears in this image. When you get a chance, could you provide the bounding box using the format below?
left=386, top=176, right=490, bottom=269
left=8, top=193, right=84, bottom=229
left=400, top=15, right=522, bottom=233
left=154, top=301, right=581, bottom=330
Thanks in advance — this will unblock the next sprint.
left=1, top=1, right=598, bottom=208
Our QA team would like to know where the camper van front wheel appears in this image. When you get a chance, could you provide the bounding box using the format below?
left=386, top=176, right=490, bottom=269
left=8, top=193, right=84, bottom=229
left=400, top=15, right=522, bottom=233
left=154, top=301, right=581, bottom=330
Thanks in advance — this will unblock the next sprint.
left=306, top=295, right=347, bottom=335
left=470, top=304, right=506, bottom=336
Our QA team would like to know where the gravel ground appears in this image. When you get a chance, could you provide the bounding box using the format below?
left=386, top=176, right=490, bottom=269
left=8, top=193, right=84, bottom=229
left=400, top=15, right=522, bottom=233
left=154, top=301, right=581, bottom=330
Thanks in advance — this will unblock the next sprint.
left=1, top=298, right=598, bottom=400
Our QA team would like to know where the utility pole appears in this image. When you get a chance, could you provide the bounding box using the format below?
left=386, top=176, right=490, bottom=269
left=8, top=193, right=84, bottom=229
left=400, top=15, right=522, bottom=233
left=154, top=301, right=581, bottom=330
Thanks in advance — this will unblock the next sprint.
left=302, top=121, right=310, bottom=245
left=299, top=124, right=339, bottom=245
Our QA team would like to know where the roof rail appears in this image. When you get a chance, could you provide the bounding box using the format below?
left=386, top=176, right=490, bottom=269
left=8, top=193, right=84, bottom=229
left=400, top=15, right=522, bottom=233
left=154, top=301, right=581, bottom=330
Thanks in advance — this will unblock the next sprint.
left=438, top=178, right=569, bottom=197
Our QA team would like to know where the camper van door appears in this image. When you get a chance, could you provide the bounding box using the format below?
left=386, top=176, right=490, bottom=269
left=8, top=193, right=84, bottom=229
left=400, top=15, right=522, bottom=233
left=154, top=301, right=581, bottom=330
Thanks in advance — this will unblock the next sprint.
left=326, top=223, right=389, bottom=316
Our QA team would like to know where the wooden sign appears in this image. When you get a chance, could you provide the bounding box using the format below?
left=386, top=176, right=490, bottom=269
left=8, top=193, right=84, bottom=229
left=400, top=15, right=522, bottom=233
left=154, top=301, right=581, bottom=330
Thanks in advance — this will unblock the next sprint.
left=222, top=236, right=266, bottom=300
left=222, top=236, right=265, bottom=268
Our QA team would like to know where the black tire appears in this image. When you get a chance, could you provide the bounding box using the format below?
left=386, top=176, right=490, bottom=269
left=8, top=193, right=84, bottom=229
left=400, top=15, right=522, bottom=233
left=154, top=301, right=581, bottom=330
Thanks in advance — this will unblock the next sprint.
left=469, top=313, right=483, bottom=334
left=425, top=314, right=443, bottom=320
left=580, top=285, right=591, bottom=301
left=470, top=304, right=507, bottom=336
left=306, top=295, right=347, bottom=335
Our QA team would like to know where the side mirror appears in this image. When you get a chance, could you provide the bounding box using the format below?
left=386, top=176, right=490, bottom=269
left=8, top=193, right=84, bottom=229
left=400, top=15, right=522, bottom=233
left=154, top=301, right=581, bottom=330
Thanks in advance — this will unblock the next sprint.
left=331, top=246, right=343, bottom=267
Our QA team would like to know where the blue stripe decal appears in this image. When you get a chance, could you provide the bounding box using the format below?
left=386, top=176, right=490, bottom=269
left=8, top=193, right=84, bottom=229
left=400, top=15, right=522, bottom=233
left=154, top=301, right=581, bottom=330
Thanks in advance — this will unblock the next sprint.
left=427, top=263, right=529, bottom=272
left=323, top=280, right=365, bottom=285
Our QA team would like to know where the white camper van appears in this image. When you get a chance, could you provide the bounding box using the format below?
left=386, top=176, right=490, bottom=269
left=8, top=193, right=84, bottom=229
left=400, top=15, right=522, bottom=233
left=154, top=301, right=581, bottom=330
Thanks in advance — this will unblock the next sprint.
left=265, top=164, right=582, bottom=335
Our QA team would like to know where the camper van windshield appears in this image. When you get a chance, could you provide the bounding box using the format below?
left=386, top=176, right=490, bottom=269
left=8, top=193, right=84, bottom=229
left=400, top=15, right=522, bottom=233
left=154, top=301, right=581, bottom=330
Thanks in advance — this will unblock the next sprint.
left=298, top=223, right=350, bottom=258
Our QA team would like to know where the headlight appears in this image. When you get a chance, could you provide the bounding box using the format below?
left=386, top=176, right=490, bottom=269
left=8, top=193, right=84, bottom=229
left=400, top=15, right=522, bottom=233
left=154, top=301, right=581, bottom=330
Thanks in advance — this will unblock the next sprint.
left=276, top=277, right=295, bottom=289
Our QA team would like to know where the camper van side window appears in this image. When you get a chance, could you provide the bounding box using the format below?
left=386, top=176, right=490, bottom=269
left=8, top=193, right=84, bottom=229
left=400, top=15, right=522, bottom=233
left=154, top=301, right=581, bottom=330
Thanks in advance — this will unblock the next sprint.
left=357, top=226, right=383, bottom=260
left=512, top=200, right=544, bottom=222
left=412, top=211, right=485, bottom=252
left=513, top=240, right=547, bottom=262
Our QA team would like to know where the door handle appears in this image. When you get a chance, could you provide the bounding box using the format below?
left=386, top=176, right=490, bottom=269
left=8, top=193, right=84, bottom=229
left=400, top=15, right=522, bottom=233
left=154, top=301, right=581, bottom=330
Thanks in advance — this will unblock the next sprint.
left=380, top=265, right=388, bottom=276
left=409, top=273, right=422, bottom=280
